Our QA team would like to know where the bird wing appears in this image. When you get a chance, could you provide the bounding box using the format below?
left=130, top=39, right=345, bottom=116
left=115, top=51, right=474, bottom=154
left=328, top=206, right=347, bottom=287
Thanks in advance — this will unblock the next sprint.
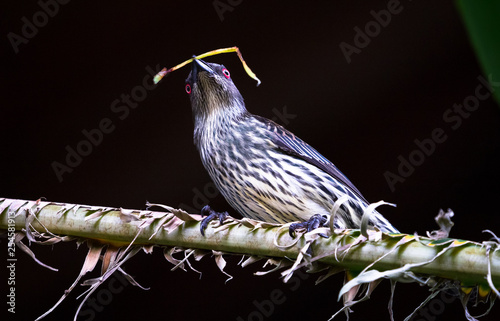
left=254, top=115, right=368, bottom=203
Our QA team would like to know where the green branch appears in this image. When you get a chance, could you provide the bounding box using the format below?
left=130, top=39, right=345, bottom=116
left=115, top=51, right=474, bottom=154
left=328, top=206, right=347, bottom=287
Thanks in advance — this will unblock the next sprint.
left=1, top=197, right=499, bottom=320
left=1, top=197, right=498, bottom=285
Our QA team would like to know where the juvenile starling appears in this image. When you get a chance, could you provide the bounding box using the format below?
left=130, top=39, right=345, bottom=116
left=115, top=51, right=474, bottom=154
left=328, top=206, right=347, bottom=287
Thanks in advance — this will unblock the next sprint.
left=185, top=58, right=398, bottom=235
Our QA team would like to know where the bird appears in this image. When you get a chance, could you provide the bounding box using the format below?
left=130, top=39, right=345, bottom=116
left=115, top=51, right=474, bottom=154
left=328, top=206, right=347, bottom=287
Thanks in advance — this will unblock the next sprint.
left=184, top=58, right=398, bottom=236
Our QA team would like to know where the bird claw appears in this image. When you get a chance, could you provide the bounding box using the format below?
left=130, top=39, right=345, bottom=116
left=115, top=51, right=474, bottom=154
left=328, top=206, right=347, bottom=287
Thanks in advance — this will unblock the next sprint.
left=200, top=205, right=229, bottom=236
left=289, top=214, right=329, bottom=238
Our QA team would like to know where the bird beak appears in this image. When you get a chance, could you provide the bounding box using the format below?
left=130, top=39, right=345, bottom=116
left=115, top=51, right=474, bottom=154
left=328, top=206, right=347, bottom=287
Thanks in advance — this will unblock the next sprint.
left=192, top=58, right=213, bottom=76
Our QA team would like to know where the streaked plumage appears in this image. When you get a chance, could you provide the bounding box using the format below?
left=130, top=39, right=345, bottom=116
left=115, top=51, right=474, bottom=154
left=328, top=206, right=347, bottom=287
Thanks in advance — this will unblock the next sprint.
left=186, top=59, right=398, bottom=233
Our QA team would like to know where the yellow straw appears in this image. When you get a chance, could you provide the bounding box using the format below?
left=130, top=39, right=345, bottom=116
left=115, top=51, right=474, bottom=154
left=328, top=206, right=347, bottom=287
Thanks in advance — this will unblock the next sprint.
left=153, top=46, right=261, bottom=86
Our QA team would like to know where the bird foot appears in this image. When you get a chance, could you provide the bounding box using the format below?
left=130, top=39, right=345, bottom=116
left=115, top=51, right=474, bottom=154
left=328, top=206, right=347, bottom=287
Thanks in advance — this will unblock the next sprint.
left=200, top=205, right=229, bottom=236
left=289, top=214, right=329, bottom=238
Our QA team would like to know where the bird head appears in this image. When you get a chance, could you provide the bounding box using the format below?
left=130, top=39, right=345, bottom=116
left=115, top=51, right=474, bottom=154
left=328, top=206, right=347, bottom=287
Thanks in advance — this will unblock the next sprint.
left=185, top=59, right=246, bottom=122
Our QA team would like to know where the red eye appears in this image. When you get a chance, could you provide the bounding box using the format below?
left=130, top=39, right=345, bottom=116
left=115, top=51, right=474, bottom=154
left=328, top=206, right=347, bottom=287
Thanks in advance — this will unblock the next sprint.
left=222, top=68, right=230, bottom=79
left=185, top=84, right=191, bottom=94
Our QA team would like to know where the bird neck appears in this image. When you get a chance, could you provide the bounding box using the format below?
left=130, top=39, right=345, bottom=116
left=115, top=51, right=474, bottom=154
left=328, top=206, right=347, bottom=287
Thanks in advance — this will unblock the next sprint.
left=193, top=99, right=248, bottom=150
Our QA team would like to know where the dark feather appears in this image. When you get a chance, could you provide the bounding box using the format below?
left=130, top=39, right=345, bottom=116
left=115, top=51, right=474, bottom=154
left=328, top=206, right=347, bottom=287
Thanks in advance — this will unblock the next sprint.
left=253, top=115, right=367, bottom=203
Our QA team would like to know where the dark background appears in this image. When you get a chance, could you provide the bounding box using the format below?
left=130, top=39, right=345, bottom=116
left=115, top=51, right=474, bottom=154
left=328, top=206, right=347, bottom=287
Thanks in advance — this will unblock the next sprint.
left=2, top=1, right=500, bottom=320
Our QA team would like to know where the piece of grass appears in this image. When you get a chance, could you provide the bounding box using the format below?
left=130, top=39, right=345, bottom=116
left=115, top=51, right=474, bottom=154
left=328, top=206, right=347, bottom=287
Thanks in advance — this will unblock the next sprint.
left=153, top=46, right=261, bottom=86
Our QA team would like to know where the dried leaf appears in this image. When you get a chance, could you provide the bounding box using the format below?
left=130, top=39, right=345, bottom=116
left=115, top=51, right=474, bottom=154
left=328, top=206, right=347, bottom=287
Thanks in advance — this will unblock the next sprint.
left=146, top=202, right=201, bottom=222
left=240, top=255, right=262, bottom=268
left=212, top=219, right=238, bottom=232
left=146, top=213, right=173, bottom=238
left=427, top=209, right=455, bottom=239
left=485, top=242, right=500, bottom=297
left=388, top=280, right=397, bottom=321
left=161, top=217, right=184, bottom=233
left=182, top=249, right=202, bottom=276
left=7, top=199, right=30, bottom=216
left=35, top=243, right=104, bottom=321
left=15, top=233, right=58, bottom=271
left=163, top=247, right=186, bottom=271
left=273, top=224, right=300, bottom=250
left=145, top=201, right=175, bottom=212
left=73, top=245, right=143, bottom=320
left=119, top=208, right=142, bottom=222
left=102, top=246, right=120, bottom=274
left=171, top=249, right=196, bottom=271
left=329, top=273, right=380, bottom=321
left=193, top=249, right=210, bottom=261
left=358, top=234, right=416, bottom=276
left=258, top=259, right=291, bottom=276
left=360, top=200, right=396, bottom=238
left=213, top=251, right=233, bottom=283
left=282, top=242, right=311, bottom=283
left=117, top=267, right=150, bottom=290
left=55, top=203, right=79, bottom=219
left=142, top=244, right=154, bottom=254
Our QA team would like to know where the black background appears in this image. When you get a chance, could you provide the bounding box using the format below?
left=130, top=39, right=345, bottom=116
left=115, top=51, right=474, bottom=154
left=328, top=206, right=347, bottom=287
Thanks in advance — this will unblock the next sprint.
left=2, top=1, right=500, bottom=320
